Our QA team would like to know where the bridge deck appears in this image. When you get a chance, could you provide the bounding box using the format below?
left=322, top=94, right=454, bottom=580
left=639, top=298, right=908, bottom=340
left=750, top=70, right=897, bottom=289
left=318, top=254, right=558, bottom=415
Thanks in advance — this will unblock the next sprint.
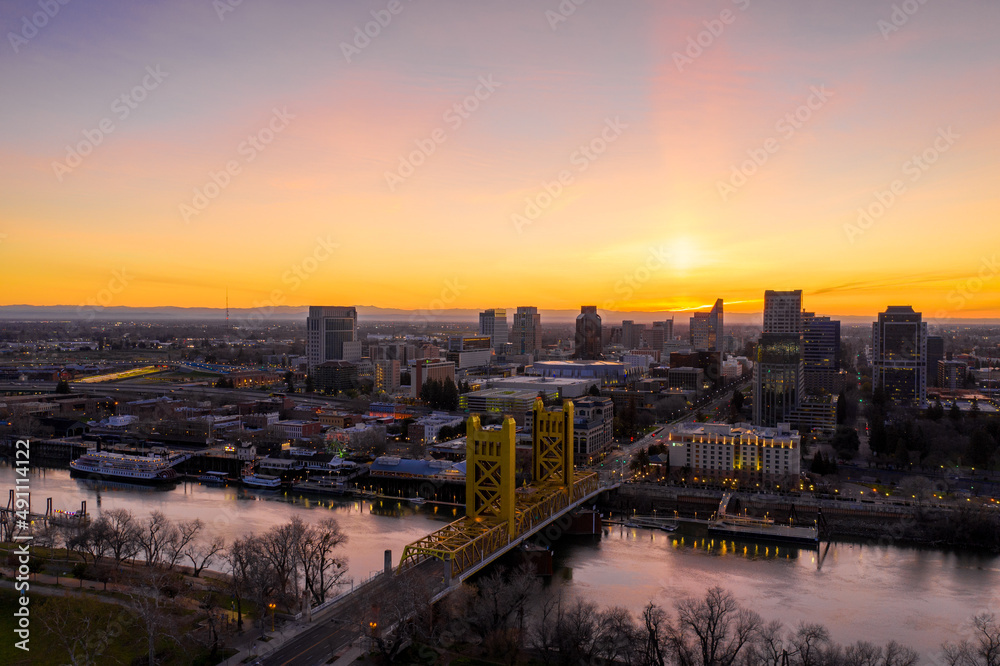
left=399, top=474, right=615, bottom=584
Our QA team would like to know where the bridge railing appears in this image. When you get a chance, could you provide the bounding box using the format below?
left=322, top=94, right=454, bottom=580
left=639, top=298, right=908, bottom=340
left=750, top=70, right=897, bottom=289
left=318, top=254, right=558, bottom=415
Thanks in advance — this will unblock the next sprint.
left=399, top=472, right=608, bottom=581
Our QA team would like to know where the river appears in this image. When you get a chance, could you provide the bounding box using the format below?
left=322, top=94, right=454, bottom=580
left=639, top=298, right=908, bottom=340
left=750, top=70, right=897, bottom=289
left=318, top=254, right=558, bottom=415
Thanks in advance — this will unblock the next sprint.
left=547, top=524, right=998, bottom=660
left=4, top=465, right=997, bottom=660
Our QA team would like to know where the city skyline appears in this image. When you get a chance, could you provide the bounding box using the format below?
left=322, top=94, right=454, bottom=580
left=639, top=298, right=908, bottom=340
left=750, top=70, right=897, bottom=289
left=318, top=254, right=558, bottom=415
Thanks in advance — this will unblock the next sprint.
left=2, top=1, right=999, bottom=317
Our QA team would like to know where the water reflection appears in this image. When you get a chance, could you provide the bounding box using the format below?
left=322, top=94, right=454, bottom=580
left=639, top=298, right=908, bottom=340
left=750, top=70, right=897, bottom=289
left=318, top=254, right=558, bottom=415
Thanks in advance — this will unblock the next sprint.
left=8, top=464, right=999, bottom=656
left=2, top=465, right=450, bottom=579
left=609, top=525, right=808, bottom=561
left=548, top=523, right=999, bottom=658
left=73, top=477, right=177, bottom=494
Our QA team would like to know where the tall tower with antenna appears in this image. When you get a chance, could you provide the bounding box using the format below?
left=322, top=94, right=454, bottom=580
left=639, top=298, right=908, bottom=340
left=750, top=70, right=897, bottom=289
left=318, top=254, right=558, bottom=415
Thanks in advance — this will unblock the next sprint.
left=226, top=288, right=229, bottom=338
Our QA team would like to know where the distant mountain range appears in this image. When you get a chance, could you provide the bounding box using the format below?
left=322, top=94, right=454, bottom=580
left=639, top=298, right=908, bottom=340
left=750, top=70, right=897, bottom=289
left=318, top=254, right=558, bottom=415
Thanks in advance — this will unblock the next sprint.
left=4, top=304, right=990, bottom=326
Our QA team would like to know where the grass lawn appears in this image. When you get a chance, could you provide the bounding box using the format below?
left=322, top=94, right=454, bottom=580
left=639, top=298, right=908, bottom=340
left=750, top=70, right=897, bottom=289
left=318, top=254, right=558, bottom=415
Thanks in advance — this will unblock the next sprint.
left=0, top=585, right=226, bottom=665
left=0, top=589, right=32, bottom=666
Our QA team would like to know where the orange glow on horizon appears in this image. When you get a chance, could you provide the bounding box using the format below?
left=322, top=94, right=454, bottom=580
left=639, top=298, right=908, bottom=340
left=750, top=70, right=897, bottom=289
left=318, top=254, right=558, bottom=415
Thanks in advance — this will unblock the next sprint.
left=1, top=2, right=999, bottom=320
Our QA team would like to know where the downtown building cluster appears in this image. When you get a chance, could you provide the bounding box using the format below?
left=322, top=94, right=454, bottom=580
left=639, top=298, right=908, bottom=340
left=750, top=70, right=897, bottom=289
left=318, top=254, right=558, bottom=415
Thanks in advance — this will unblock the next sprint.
left=300, top=295, right=990, bottom=484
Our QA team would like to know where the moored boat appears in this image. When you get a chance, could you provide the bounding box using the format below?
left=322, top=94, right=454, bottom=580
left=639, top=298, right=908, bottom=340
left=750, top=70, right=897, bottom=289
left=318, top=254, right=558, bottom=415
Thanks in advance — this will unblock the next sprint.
left=242, top=473, right=283, bottom=490
left=292, top=477, right=349, bottom=495
left=197, top=471, right=231, bottom=484
left=69, top=449, right=189, bottom=485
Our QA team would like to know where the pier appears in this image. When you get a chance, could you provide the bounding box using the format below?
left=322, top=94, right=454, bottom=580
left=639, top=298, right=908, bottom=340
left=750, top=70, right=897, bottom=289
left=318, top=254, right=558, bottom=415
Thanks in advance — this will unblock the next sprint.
left=0, top=490, right=89, bottom=540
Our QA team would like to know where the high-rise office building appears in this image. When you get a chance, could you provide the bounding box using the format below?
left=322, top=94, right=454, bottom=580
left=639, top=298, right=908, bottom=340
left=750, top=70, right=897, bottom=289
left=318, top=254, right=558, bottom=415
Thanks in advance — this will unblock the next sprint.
left=479, top=308, right=508, bottom=351
left=754, top=334, right=804, bottom=426
left=374, top=359, right=400, bottom=393
left=306, top=306, right=358, bottom=371
left=689, top=299, right=723, bottom=351
left=411, top=359, right=456, bottom=399
left=754, top=291, right=803, bottom=426
left=938, top=360, right=966, bottom=390
left=802, top=313, right=841, bottom=395
left=574, top=306, right=603, bottom=359
left=645, top=319, right=672, bottom=352
left=446, top=335, right=492, bottom=369
left=763, top=290, right=802, bottom=333
left=622, top=320, right=646, bottom=350
left=510, top=306, right=542, bottom=356
left=872, top=306, right=927, bottom=404
left=925, top=335, right=944, bottom=387
left=448, top=336, right=492, bottom=352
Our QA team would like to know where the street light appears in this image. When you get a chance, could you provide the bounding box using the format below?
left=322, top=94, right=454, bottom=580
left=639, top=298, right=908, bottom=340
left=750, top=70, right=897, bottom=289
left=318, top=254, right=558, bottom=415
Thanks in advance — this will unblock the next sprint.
left=268, top=602, right=276, bottom=631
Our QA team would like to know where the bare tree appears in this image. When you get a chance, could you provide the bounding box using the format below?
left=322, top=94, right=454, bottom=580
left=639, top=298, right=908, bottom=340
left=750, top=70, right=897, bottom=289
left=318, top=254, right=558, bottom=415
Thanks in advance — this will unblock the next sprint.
left=185, top=535, right=225, bottom=578
left=641, top=602, right=670, bottom=666
left=197, top=590, right=225, bottom=662
left=745, top=619, right=789, bottom=666
left=228, top=534, right=278, bottom=630
left=137, top=510, right=178, bottom=567
left=466, top=564, right=538, bottom=647
left=880, top=640, right=919, bottom=666
left=260, top=519, right=304, bottom=606
left=225, top=536, right=254, bottom=631
left=296, top=517, right=348, bottom=604
left=942, top=613, right=1000, bottom=666
left=36, top=595, right=136, bottom=666
left=356, top=571, right=435, bottom=664
left=164, top=518, right=202, bottom=570
left=843, top=641, right=883, bottom=666
left=594, top=605, right=641, bottom=665
left=126, top=569, right=179, bottom=666
left=553, top=598, right=600, bottom=664
left=740, top=618, right=918, bottom=666
left=527, top=592, right=561, bottom=664
left=666, top=586, right=762, bottom=666
left=101, top=508, right=142, bottom=568
left=32, top=521, right=60, bottom=550
left=67, top=516, right=112, bottom=566
left=897, top=476, right=935, bottom=505
left=790, top=622, right=832, bottom=666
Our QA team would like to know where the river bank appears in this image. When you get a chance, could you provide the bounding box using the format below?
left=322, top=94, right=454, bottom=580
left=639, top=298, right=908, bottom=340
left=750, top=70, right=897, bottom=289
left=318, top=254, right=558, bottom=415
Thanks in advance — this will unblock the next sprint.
left=605, top=483, right=1000, bottom=552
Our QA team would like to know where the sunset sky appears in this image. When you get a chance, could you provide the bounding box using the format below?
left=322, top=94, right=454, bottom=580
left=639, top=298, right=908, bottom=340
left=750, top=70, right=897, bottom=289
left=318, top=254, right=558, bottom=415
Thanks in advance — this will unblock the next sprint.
left=2, top=0, right=998, bottom=320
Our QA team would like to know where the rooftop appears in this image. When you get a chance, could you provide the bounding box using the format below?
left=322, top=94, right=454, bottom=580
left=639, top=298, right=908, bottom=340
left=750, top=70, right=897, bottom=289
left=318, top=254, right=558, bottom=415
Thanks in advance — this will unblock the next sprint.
left=664, top=421, right=799, bottom=439
left=369, top=457, right=466, bottom=478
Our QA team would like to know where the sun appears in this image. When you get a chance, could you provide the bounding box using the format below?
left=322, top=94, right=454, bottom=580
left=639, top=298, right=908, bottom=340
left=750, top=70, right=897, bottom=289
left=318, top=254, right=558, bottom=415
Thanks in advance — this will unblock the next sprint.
left=664, top=237, right=701, bottom=273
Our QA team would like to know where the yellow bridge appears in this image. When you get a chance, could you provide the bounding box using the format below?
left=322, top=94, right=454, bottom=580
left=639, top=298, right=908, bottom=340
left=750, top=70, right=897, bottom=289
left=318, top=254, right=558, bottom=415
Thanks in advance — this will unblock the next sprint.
left=398, top=398, right=614, bottom=584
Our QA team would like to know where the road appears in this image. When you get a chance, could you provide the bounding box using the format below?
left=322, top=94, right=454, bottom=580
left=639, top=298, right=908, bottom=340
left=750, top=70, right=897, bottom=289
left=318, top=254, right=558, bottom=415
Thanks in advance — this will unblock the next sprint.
left=0, top=380, right=435, bottom=416
left=599, top=379, right=750, bottom=483
left=259, top=615, right=358, bottom=666
left=261, top=560, right=442, bottom=666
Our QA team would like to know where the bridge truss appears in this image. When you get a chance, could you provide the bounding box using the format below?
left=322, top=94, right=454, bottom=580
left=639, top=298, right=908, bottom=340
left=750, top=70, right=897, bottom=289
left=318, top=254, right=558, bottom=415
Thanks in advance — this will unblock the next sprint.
left=398, top=398, right=604, bottom=581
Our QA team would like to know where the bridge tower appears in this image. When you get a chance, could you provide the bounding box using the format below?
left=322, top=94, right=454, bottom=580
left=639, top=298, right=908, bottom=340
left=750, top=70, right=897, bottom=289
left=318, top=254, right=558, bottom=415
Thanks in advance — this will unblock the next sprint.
left=466, top=414, right=517, bottom=537
left=531, top=398, right=574, bottom=492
